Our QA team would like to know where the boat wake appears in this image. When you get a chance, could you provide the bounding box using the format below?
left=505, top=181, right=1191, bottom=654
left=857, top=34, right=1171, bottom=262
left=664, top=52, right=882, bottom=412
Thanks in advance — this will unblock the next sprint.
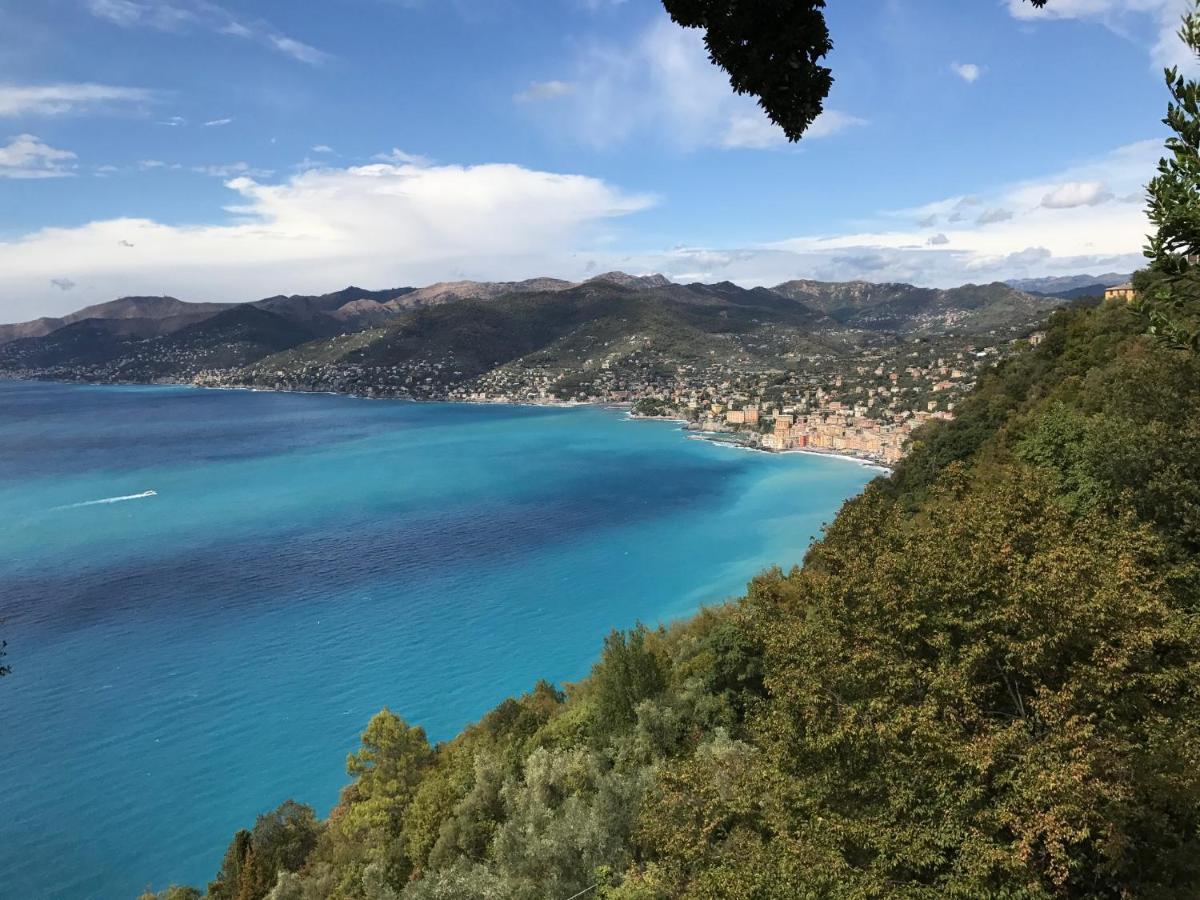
left=53, top=490, right=158, bottom=511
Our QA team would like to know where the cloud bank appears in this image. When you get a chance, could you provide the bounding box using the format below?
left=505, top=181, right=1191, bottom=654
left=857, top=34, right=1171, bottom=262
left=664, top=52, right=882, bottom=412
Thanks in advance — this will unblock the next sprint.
left=0, top=135, right=76, bottom=179
left=0, top=158, right=653, bottom=319
left=0, top=138, right=1159, bottom=320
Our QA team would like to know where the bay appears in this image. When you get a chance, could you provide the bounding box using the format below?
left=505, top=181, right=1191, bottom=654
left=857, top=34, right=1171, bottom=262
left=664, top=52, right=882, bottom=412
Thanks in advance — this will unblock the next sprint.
left=0, top=380, right=875, bottom=899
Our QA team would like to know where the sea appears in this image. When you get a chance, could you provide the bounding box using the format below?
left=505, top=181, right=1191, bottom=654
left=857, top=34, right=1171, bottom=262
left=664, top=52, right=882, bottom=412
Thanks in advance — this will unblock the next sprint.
left=0, top=380, right=876, bottom=899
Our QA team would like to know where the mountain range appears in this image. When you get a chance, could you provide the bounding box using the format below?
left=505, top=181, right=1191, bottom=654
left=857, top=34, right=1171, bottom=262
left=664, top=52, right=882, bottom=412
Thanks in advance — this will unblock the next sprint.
left=0, top=273, right=1064, bottom=390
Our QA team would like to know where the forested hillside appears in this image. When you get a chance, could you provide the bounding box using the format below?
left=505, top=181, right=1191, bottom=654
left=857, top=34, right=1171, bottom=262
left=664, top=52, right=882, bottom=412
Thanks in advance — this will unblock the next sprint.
left=141, top=292, right=1200, bottom=900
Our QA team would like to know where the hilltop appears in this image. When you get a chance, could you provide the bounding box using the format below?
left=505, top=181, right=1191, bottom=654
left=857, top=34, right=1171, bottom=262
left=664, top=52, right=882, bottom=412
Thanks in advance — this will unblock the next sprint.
left=0, top=296, right=234, bottom=346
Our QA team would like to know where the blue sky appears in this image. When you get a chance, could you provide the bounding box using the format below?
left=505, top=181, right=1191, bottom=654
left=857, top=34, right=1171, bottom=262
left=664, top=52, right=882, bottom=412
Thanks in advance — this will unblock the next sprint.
left=0, top=0, right=1192, bottom=319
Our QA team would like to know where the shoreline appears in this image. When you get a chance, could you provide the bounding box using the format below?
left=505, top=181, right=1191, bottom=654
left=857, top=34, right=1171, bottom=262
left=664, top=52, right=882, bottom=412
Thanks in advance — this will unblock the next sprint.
left=623, top=411, right=894, bottom=472
left=685, top=431, right=893, bottom=473
left=1, top=375, right=897, bottom=473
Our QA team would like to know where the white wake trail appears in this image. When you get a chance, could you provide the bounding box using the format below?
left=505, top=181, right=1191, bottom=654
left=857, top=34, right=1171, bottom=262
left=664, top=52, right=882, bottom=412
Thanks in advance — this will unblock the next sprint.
left=53, top=490, right=158, bottom=511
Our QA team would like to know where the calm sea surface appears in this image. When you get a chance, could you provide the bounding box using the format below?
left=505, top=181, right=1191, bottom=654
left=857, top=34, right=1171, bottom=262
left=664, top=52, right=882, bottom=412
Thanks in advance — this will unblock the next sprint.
left=0, top=380, right=875, bottom=899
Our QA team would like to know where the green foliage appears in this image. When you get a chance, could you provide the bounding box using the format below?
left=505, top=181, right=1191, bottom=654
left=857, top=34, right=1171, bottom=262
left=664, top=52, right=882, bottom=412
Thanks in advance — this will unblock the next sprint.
left=590, top=625, right=668, bottom=739
left=139, top=887, right=203, bottom=900
left=750, top=462, right=1200, bottom=897
left=1135, top=1, right=1200, bottom=349
left=332, top=709, right=436, bottom=892
left=205, top=802, right=321, bottom=900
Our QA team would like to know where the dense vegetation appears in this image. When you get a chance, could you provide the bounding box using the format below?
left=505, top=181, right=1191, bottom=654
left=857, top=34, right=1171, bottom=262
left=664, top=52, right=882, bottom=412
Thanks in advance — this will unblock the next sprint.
left=139, top=291, right=1200, bottom=899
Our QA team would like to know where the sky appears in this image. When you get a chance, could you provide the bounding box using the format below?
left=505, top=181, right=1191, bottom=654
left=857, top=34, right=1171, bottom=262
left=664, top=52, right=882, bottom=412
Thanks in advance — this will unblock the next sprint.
left=0, top=0, right=1194, bottom=320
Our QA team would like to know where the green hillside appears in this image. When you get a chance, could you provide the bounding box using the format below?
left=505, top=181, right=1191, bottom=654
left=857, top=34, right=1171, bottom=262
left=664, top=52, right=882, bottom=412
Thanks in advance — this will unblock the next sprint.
left=231, top=280, right=846, bottom=397
left=0, top=277, right=1057, bottom=394
left=770, top=280, right=1059, bottom=334
left=0, top=306, right=321, bottom=381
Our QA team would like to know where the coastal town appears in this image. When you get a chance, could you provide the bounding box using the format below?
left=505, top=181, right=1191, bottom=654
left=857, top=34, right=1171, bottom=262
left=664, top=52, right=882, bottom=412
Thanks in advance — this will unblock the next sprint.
left=356, top=331, right=1033, bottom=467
left=180, top=331, right=1036, bottom=466
left=0, top=318, right=1038, bottom=468
left=0, top=273, right=1054, bottom=468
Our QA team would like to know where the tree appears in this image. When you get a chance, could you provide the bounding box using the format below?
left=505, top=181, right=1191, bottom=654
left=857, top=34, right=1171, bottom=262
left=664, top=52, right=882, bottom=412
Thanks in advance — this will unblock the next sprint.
left=591, top=625, right=667, bottom=738
left=1135, top=1, right=1200, bottom=350
left=329, top=708, right=435, bottom=891
left=204, top=802, right=321, bottom=900
left=345, top=708, right=434, bottom=811
left=662, top=0, right=1049, bottom=142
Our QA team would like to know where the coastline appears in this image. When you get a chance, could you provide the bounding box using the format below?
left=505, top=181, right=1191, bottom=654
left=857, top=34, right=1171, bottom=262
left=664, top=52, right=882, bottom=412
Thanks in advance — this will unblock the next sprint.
left=686, top=431, right=894, bottom=473
left=623, top=410, right=894, bottom=472
left=1, top=375, right=897, bottom=472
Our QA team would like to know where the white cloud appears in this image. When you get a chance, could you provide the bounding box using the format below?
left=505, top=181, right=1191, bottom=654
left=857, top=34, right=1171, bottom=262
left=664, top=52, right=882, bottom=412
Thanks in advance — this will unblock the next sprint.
left=514, top=80, right=577, bottom=103
left=722, top=109, right=865, bottom=149
left=87, top=0, right=328, bottom=65
left=527, top=16, right=862, bottom=151
left=740, top=140, right=1158, bottom=285
left=0, top=157, right=654, bottom=319
left=805, top=111, right=868, bottom=140
left=0, top=134, right=76, bottom=179
left=267, top=35, right=327, bottom=65
left=603, top=139, right=1156, bottom=290
left=1007, top=0, right=1197, bottom=68
left=204, top=117, right=233, bottom=127
left=192, top=161, right=273, bottom=178
left=311, top=145, right=334, bottom=154
left=951, top=62, right=982, bottom=83
left=1041, top=180, right=1115, bottom=208
left=0, top=83, right=155, bottom=117
left=977, top=207, right=1014, bottom=225
left=372, top=148, right=430, bottom=165
left=721, top=114, right=789, bottom=150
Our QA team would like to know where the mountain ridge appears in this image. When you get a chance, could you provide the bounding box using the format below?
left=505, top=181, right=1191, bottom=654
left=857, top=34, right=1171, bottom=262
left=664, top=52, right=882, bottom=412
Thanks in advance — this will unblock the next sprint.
left=0, top=275, right=1064, bottom=395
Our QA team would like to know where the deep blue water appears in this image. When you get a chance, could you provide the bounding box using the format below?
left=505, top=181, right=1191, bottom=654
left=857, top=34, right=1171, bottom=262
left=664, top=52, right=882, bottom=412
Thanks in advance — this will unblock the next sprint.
left=0, top=380, right=875, bottom=899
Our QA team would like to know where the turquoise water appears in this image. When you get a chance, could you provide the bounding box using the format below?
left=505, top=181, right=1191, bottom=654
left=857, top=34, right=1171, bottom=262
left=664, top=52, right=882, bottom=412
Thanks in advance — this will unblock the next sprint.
left=0, top=380, right=875, bottom=899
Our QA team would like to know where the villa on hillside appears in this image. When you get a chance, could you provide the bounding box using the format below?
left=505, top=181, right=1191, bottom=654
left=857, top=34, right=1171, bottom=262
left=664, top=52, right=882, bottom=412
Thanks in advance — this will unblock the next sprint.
left=1105, top=282, right=1137, bottom=302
